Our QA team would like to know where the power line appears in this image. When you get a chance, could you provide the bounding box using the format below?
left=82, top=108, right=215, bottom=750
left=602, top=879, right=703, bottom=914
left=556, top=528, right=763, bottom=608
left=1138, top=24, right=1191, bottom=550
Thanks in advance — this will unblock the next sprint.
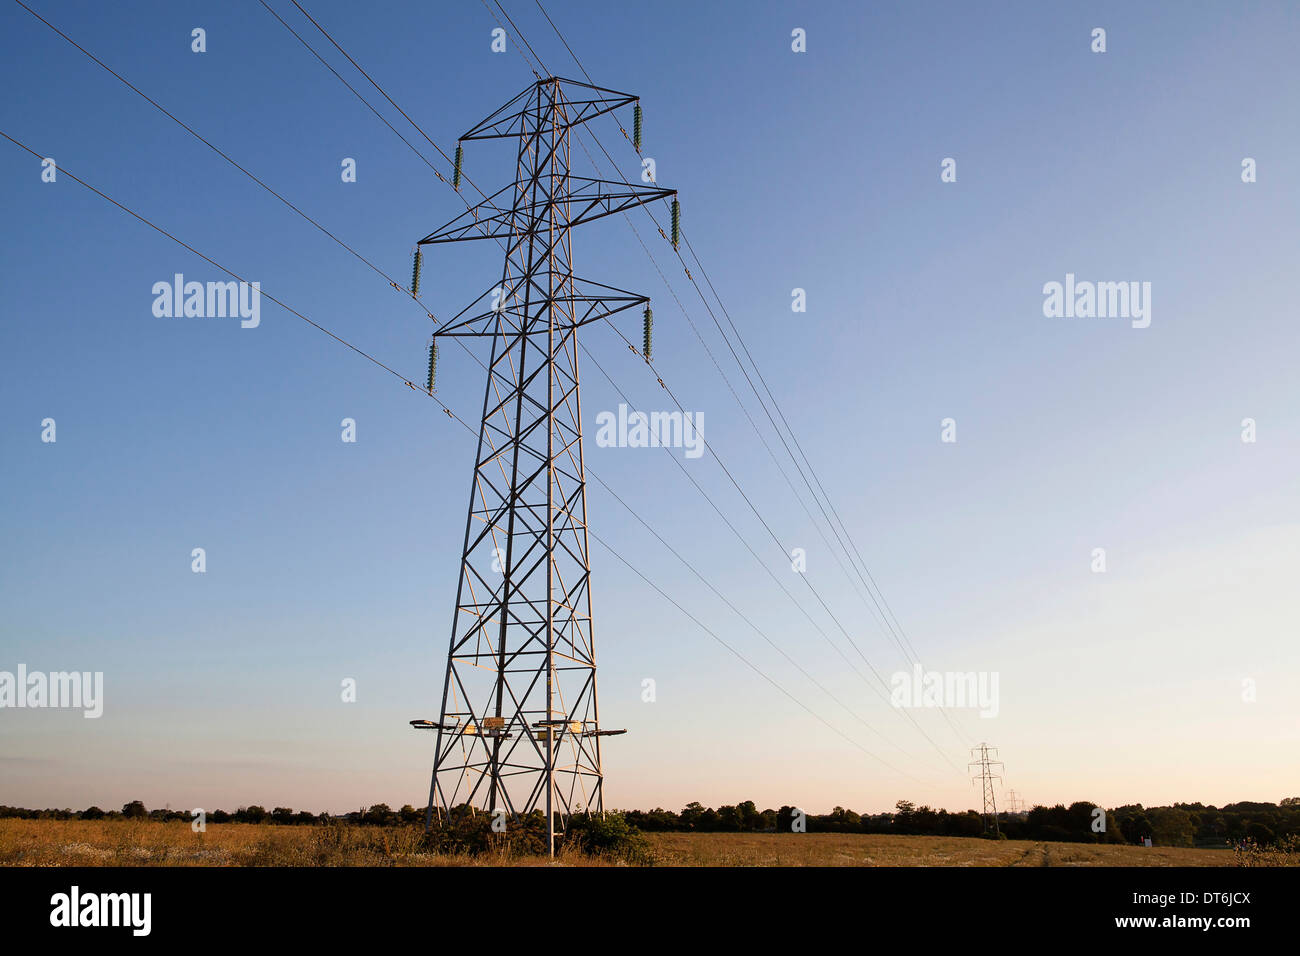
left=286, top=0, right=462, bottom=174
left=569, top=134, right=962, bottom=770
left=257, top=0, right=452, bottom=188
left=268, top=0, right=963, bottom=769
left=529, top=0, right=923, bottom=659
left=212, top=12, right=912, bottom=755
left=14, top=0, right=445, bottom=326
left=680, top=231, right=977, bottom=751
left=550, top=123, right=964, bottom=763
left=0, top=129, right=421, bottom=394
left=520, top=0, right=978, bottom=749
left=9, top=0, right=979, bottom=786
left=588, top=521, right=918, bottom=779
left=571, top=128, right=915, bottom=660
left=573, top=131, right=907, bottom=662
left=579, top=345, right=922, bottom=764
left=471, top=43, right=927, bottom=679
left=488, top=0, right=548, bottom=77
left=246, top=0, right=966, bottom=773
left=2, top=126, right=911, bottom=782
left=531, top=0, right=591, bottom=82
left=9, top=0, right=933, bottom=768
left=576, top=108, right=921, bottom=670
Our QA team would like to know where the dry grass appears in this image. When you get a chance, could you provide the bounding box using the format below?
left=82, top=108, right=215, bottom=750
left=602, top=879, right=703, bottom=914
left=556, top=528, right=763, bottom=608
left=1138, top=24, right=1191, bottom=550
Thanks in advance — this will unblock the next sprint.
left=0, top=819, right=602, bottom=867
left=0, top=820, right=1243, bottom=867
left=645, top=832, right=1235, bottom=867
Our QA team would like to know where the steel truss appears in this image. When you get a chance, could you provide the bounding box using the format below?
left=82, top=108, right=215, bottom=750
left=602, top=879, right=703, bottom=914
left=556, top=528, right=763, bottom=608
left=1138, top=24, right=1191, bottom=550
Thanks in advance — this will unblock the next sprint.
left=418, top=78, right=675, bottom=853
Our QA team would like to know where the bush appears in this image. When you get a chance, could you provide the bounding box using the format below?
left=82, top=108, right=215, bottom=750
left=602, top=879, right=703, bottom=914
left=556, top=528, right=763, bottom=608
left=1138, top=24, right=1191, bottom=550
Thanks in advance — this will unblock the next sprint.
left=420, top=807, right=652, bottom=862
left=1246, top=822, right=1275, bottom=844
left=235, top=805, right=269, bottom=824
left=1234, top=833, right=1300, bottom=867
left=421, top=806, right=548, bottom=857
left=564, top=812, right=654, bottom=864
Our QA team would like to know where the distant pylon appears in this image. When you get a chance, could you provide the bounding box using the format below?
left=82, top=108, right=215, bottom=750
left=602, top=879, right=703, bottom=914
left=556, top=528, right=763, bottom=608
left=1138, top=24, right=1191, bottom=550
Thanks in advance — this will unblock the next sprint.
left=1005, top=789, right=1026, bottom=814
left=969, top=743, right=1005, bottom=835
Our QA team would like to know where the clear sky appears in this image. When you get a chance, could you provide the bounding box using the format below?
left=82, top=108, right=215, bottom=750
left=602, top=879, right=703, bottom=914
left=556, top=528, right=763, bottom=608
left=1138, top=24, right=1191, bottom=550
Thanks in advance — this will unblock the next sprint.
left=1, top=0, right=1297, bottom=816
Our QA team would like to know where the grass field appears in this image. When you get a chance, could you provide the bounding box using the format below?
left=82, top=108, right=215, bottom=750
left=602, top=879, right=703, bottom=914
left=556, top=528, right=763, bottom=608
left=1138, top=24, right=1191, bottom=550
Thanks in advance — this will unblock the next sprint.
left=647, top=831, right=1234, bottom=866
left=0, top=820, right=1244, bottom=867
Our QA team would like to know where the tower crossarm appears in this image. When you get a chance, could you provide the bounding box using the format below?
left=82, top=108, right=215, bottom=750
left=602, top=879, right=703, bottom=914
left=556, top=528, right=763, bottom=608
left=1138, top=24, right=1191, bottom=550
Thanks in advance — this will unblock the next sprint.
left=459, top=77, right=638, bottom=140
left=419, top=178, right=676, bottom=245
left=433, top=276, right=648, bottom=337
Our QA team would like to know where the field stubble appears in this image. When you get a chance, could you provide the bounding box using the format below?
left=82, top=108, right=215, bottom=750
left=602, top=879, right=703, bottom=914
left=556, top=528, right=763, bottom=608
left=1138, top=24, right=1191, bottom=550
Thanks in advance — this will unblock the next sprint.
left=0, top=820, right=1239, bottom=867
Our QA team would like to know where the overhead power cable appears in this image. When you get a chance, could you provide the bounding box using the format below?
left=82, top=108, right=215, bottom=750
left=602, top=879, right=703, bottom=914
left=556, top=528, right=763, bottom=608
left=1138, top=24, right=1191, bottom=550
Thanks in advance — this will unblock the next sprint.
left=522, top=0, right=977, bottom=748
left=273, top=0, right=967, bottom=770
left=0, top=125, right=925, bottom=780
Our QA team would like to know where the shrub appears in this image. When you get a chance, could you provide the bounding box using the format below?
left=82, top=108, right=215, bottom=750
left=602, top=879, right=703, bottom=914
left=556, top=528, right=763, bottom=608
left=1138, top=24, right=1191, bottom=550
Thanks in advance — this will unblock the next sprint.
left=420, top=807, right=651, bottom=862
left=1234, top=833, right=1300, bottom=867
left=421, top=806, right=548, bottom=857
left=564, top=812, right=654, bottom=864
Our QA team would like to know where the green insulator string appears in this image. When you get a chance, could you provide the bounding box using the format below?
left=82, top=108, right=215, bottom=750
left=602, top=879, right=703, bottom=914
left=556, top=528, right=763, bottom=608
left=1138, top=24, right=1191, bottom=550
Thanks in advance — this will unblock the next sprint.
left=411, top=247, right=423, bottom=297
left=425, top=338, right=438, bottom=392
left=642, top=306, right=653, bottom=361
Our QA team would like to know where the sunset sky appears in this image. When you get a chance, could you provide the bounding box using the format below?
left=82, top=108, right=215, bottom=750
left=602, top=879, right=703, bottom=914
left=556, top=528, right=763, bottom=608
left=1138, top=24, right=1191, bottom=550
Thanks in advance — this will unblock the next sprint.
left=2, top=0, right=1297, bottom=816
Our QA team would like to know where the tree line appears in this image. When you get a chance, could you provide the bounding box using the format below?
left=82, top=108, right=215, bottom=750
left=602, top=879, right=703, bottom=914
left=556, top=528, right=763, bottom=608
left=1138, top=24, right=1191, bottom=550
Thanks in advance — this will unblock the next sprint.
left=0, top=801, right=424, bottom=827
left=622, top=798, right=1300, bottom=847
left=3, top=797, right=1296, bottom=847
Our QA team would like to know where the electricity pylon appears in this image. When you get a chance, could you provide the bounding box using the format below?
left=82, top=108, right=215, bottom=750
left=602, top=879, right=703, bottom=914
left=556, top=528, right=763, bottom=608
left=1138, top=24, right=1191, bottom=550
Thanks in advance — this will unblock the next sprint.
left=410, top=77, right=676, bottom=855
left=969, top=743, right=1005, bottom=836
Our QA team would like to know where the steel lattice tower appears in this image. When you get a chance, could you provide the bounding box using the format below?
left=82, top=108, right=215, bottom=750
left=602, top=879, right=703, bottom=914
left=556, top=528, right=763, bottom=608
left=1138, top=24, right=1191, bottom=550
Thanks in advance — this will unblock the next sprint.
left=412, top=78, right=675, bottom=852
left=969, top=743, right=1005, bottom=836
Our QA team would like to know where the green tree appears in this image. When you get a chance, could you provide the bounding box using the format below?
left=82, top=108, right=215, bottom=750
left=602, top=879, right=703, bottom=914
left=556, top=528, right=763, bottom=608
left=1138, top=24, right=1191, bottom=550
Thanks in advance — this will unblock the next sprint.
left=913, top=805, right=939, bottom=834
left=1148, top=807, right=1195, bottom=847
left=716, top=805, right=743, bottom=831
left=122, top=800, right=146, bottom=819
left=894, top=800, right=916, bottom=831
left=1246, top=822, right=1275, bottom=844
left=237, top=805, right=269, bottom=824
left=680, top=802, right=706, bottom=830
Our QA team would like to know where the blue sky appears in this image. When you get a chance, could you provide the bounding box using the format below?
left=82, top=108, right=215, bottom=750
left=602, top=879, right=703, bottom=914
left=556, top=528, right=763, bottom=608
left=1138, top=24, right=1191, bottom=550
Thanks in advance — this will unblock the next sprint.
left=1, top=0, right=1297, bottom=815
